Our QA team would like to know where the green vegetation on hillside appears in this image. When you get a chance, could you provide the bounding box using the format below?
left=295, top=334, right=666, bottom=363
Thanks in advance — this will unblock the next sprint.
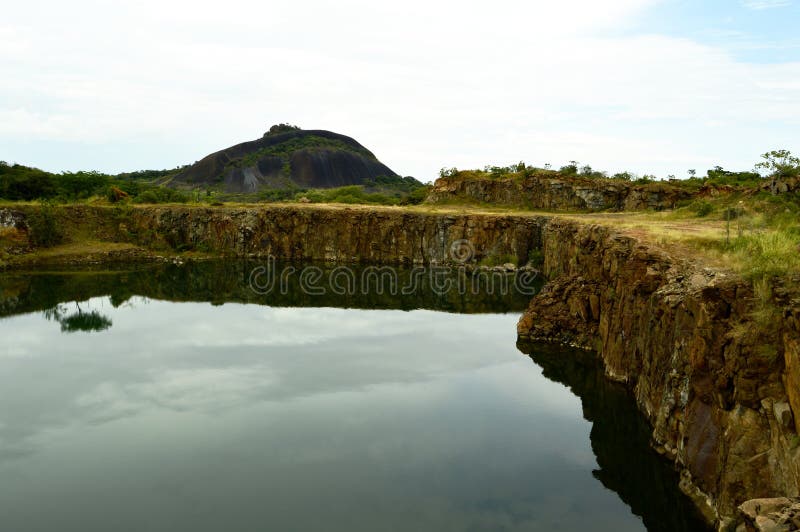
left=296, top=182, right=430, bottom=206
left=228, top=134, right=376, bottom=172
left=0, top=161, right=189, bottom=204
left=0, top=161, right=429, bottom=207
left=211, top=178, right=430, bottom=206
left=116, top=167, right=188, bottom=182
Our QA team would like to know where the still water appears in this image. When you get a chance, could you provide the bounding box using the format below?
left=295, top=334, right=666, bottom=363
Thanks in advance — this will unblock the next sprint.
left=0, top=262, right=706, bottom=531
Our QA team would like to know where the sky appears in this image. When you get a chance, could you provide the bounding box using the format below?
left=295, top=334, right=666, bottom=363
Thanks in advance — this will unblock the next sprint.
left=1, top=0, right=799, bottom=182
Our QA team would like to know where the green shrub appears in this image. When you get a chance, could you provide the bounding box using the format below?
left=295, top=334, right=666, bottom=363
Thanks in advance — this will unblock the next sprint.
left=230, top=135, right=375, bottom=170
left=635, top=175, right=657, bottom=184
left=705, top=166, right=762, bottom=186
left=690, top=200, right=715, bottom=217
left=403, top=185, right=431, bottom=205
left=56, top=171, right=110, bottom=198
left=295, top=185, right=402, bottom=206
left=27, top=202, right=63, bottom=247
left=132, top=187, right=188, bottom=204
left=257, top=188, right=300, bottom=202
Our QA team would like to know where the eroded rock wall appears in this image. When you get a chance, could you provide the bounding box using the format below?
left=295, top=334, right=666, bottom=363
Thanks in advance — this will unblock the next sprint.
left=124, top=206, right=548, bottom=265
left=0, top=205, right=548, bottom=265
left=517, top=219, right=800, bottom=529
left=427, top=174, right=693, bottom=211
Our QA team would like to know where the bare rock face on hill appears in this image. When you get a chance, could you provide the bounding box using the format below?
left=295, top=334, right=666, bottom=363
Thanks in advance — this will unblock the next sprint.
left=169, top=125, right=400, bottom=193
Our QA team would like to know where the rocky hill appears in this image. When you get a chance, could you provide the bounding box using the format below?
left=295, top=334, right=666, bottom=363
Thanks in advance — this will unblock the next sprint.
left=168, top=125, right=401, bottom=193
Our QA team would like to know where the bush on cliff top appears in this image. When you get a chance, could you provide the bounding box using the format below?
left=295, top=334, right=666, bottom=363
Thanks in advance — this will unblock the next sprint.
left=27, top=202, right=63, bottom=247
left=436, top=150, right=799, bottom=190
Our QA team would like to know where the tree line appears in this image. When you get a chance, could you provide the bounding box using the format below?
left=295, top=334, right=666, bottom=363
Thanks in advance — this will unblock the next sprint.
left=0, top=162, right=188, bottom=203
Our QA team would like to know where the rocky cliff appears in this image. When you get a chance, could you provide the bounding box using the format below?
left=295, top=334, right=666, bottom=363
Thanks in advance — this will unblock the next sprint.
left=120, top=205, right=547, bottom=265
left=517, top=219, right=800, bottom=530
left=427, top=173, right=693, bottom=211
left=169, top=128, right=402, bottom=193
left=0, top=205, right=548, bottom=268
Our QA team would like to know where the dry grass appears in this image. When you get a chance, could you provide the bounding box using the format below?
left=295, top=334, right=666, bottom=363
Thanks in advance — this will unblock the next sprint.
left=557, top=197, right=800, bottom=279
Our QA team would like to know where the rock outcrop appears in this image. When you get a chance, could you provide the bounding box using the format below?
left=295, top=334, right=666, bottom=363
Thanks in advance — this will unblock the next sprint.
left=427, top=173, right=693, bottom=211
left=122, top=205, right=547, bottom=265
left=0, top=208, right=26, bottom=230
left=169, top=128, right=402, bottom=193
left=0, top=205, right=549, bottom=267
left=517, top=219, right=800, bottom=529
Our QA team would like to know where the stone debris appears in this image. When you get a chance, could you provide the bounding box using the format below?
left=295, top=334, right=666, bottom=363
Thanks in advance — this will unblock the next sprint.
left=0, top=208, right=26, bottom=229
left=738, top=498, right=800, bottom=531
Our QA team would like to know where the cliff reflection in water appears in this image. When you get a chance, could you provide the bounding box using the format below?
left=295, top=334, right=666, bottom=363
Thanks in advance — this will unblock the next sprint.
left=517, top=341, right=709, bottom=532
left=0, top=260, right=539, bottom=324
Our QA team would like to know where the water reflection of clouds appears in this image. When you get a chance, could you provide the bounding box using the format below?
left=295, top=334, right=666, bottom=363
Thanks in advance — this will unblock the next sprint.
left=0, top=329, right=46, bottom=358
left=0, top=297, right=650, bottom=532
left=0, top=298, right=580, bottom=466
left=74, top=366, right=277, bottom=423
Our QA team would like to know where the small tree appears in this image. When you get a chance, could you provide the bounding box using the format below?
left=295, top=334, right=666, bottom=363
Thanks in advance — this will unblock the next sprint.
left=439, top=167, right=458, bottom=178
left=27, top=201, right=63, bottom=247
left=264, top=123, right=300, bottom=137
left=612, top=171, right=635, bottom=181
left=755, top=149, right=800, bottom=195
left=559, top=161, right=579, bottom=175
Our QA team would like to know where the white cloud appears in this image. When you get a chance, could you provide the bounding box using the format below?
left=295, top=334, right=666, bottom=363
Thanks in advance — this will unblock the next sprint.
left=740, top=0, right=792, bottom=10
left=0, top=0, right=798, bottom=178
